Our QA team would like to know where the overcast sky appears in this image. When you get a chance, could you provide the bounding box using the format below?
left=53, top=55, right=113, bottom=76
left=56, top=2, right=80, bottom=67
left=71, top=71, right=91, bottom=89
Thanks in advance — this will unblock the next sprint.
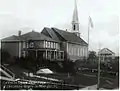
left=0, top=0, right=119, bottom=55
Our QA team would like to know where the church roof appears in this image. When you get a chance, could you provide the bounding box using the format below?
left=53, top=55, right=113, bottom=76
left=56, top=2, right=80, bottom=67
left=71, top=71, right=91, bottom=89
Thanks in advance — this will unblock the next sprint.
left=52, top=28, right=88, bottom=46
left=98, top=48, right=115, bottom=55
left=41, top=27, right=88, bottom=46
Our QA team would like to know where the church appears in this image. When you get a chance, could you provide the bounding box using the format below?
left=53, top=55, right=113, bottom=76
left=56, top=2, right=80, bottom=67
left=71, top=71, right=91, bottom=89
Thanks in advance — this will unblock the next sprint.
left=1, top=0, right=88, bottom=61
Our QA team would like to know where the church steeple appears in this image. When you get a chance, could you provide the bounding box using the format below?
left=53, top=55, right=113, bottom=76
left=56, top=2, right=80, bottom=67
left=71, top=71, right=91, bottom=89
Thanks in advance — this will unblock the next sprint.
left=72, top=0, right=80, bottom=37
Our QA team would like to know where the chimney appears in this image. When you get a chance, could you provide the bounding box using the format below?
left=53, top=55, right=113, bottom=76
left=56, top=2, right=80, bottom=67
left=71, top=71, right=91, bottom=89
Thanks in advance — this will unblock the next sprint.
left=32, top=30, right=34, bottom=32
left=18, top=30, right=21, bottom=36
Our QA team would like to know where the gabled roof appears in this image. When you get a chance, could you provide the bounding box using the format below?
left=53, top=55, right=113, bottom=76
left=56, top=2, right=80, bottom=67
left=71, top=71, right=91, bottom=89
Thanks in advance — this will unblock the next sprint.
left=52, top=28, right=88, bottom=46
left=98, top=48, right=115, bottom=55
left=21, top=31, right=56, bottom=41
left=1, top=31, right=57, bottom=42
left=41, top=27, right=60, bottom=42
left=1, top=35, right=22, bottom=42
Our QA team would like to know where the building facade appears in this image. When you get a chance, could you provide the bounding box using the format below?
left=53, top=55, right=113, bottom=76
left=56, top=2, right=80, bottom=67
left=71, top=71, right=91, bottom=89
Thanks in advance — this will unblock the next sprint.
left=98, top=48, right=115, bottom=63
left=1, top=31, right=64, bottom=61
left=1, top=0, right=88, bottom=61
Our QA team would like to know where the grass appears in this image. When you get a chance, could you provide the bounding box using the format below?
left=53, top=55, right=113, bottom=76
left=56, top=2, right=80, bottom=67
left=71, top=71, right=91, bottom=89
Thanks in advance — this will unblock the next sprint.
left=76, top=71, right=119, bottom=89
left=2, top=64, right=119, bottom=89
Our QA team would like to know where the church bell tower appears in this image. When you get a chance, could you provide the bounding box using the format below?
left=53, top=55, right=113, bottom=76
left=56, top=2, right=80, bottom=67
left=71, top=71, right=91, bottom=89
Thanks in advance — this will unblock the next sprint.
left=72, top=0, right=80, bottom=37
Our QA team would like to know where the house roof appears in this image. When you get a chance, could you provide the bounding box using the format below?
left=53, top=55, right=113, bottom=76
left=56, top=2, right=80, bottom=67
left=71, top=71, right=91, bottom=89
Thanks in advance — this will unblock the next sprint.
left=41, top=27, right=60, bottom=42
left=98, top=48, right=115, bottom=55
left=21, top=31, right=56, bottom=41
left=1, top=35, right=22, bottom=42
left=2, top=27, right=88, bottom=45
left=52, top=27, right=88, bottom=46
left=1, top=31, right=57, bottom=42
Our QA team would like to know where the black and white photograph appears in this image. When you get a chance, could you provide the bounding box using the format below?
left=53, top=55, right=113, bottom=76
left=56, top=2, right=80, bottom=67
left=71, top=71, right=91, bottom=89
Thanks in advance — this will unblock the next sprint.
left=0, top=0, right=119, bottom=90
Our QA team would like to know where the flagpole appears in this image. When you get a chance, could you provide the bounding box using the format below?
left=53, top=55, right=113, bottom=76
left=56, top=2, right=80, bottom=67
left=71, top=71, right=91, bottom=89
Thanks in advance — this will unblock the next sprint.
left=88, top=17, right=90, bottom=51
left=88, top=16, right=90, bottom=58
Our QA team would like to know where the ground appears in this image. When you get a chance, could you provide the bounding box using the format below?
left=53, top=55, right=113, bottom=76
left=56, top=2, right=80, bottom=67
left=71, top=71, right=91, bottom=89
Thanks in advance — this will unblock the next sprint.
left=1, top=64, right=119, bottom=90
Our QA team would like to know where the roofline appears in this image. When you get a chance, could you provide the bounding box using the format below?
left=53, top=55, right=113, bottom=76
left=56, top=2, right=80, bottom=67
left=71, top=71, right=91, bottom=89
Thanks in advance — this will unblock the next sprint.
left=1, top=39, right=60, bottom=43
left=98, top=48, right=115, bottom=54
left=1, top=40, right=21, bottom=43
left=52, top=27, right=88, bottom=45
left=42, top=27, right=53, bottom=38
left=67, top=41, right=88, bottom=46
left=51, top=28, right=67, bottom=41
left=25, top=39, right=60, bottom=42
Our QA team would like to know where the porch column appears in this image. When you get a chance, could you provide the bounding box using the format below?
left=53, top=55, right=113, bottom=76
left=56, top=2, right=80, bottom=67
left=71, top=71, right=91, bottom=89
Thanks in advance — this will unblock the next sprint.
left=54, top=51, right=55, bottom=60
left=26, top=51, right=28, bottom=56
left=50, top=50, right=51, bottom=60
left=36, top=50, right=37, bottom=58
left=46, top=50, right=47, bottom=59
left=63, top=52, right=64, bottom=60
left=56, top=51, right=58, bottom=60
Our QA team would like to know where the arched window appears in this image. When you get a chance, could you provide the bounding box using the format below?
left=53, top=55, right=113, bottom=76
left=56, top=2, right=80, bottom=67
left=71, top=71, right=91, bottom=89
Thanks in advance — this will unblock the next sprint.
left=73, top=25, right=75, bottom=30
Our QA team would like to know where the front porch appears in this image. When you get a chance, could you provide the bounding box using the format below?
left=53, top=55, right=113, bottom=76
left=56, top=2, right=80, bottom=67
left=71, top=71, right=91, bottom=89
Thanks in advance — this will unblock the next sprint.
left=22, top=48, right=64, bottom=61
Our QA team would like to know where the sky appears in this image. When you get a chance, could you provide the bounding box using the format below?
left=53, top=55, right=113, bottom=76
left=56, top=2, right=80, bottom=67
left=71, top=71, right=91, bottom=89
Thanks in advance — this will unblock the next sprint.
left=0, top=0, right=119, bottom=55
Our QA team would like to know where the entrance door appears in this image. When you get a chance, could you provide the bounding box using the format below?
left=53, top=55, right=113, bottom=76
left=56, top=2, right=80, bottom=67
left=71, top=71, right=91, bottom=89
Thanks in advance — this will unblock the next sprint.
left=38, top=51, right=44, bottom=60
left=28, top=50, right=36, bottom=58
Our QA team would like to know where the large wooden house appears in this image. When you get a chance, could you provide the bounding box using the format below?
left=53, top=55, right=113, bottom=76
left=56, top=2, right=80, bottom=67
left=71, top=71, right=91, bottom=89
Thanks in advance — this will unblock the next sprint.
left=1, top=30, right=64, bottom=61
left=1, top=0, right=88, bottom=61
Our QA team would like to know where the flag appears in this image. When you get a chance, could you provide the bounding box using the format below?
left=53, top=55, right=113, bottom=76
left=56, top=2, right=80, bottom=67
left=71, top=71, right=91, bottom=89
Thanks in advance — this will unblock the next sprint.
left=89, top=16, right=93, bottom=28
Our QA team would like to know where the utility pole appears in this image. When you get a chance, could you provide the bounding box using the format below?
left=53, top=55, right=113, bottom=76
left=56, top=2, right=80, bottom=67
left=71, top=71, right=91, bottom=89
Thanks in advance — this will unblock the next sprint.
left=97, top=44, right=101, bottom=90
left=97, top=54, right=101, bottom=89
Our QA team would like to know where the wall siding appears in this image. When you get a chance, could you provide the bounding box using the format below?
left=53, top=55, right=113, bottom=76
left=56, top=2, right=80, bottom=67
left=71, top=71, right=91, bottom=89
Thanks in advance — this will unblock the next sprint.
left=67, top=42, right=88, bottom=60
left=1, top=42, right=19, bottom=57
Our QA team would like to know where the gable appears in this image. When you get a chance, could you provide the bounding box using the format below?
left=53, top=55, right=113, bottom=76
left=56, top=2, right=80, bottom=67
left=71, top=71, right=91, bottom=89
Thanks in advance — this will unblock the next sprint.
left=99, top=48, right=115, bottom=55
left=21, top=31, right=56, bottom=42
left=41, top=28, right=52, bottom=38
left=41, top=27, right=61, bottom=42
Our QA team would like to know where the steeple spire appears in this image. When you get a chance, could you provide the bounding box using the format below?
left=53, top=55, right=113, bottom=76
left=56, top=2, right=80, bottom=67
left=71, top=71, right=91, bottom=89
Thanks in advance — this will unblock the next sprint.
left=72, top=0, right=79, bottom=23
left=72, top=0, right=80, bottom=37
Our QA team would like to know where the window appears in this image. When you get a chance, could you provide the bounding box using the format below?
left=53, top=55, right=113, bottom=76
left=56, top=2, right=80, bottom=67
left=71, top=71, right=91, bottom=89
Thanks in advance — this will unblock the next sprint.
left=54, top=42, right=56, bottom=48
left=81, top=48, right=82, bottom=56
left=73, top=47, right=75, bottom=56
left=82, top=48, right=84, bottom=57
left=73, top=25, right=75, bottom=30
left=72, top=47, right=73, bottom=55
left=78, top=48, right=79, bottom=56
left=56, top=43, right=58, bottom=49
left=29, top=42, right=34, bottom=48
left=43, top=41, right=46, bottom=48
left=26, top=42, right=28, bottom=48
left=79, top=48, right=81, bottom=56
left=47, top=41, right=50, bottom=48
left=84, top=48, right=86, bottom=57
left=22, top=51, right=26, bottom=57
left=46, top=41, right=47, bottom=48
left=23, top=42, right=26, bottom=48
left=51, top=42, right=53, bottom=48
